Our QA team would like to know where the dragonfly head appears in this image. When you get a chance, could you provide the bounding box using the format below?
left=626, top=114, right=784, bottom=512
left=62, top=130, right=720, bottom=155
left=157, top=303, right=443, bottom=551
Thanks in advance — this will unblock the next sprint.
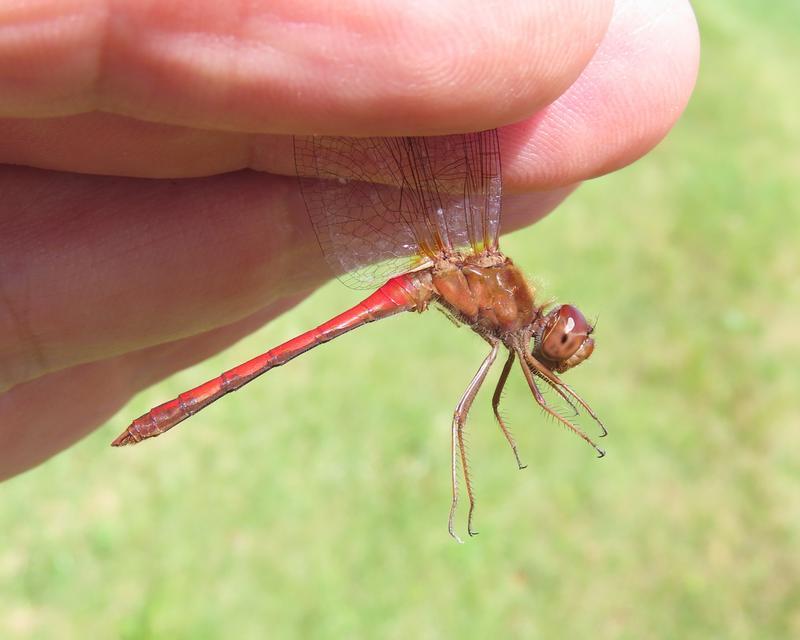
left=531, top=304, right=595, bottom=373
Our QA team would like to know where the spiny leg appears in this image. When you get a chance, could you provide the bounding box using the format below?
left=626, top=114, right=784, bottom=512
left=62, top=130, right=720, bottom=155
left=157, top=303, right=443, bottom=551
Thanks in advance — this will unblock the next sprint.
left=449, top=341, right=499, bottom=542
left=533, top=371, right=580, bottom=418
left=436, top=305, right=463, bottom=328
left=515, top=350, right=606, bottom=458
left=558, top=381, right=608, bottom=437
left=524, top=351, right=608, bottom=438
left=491, top=350, right=526, bottom=470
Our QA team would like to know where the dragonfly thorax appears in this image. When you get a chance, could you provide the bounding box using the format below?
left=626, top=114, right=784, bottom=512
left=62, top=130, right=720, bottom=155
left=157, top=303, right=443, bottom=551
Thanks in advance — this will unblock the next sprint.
left=431, top=254, right=538, bottom=338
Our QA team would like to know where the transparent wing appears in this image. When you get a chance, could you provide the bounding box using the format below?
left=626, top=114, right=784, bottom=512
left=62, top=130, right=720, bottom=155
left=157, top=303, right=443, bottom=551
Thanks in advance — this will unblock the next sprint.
left=294, top=131, right=502, bottom=289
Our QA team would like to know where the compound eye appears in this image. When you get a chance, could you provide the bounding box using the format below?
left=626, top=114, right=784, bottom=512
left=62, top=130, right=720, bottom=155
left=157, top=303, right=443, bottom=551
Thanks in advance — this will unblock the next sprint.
left=541, top=305, right=591, bottom=361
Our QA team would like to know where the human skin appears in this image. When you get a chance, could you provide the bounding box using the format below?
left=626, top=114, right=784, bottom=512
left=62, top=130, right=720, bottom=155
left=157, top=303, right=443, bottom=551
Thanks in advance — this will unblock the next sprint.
left=0, top=0, right=699, bottom=480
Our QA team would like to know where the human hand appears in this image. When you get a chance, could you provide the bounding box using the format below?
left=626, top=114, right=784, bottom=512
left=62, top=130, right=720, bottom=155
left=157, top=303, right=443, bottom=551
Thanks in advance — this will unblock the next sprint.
left=0, top=0, right=698, bottom=479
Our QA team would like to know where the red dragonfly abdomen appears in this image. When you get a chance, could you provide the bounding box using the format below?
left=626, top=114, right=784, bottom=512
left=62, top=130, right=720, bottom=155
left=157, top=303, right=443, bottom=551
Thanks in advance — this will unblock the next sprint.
left=112, top=272, right=434, bottom=446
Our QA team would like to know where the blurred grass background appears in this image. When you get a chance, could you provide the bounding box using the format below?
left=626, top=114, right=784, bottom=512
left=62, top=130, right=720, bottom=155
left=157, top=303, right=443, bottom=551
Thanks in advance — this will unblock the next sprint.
left=3, top=1, right=799, bottom=638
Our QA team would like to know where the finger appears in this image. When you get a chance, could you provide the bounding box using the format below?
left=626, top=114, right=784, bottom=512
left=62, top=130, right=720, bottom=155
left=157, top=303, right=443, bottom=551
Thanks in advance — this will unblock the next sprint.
left=0, top=296, right=305, bottom=481
left=0, top=187, right=575, bottom=480
left=0, top=0, right=698, bottom=190
left=504, top=0, right=700, bottom=188
left=0, top=163, right=572, bottom=391
left=0, top=165, right=320, bottom=391
left=0, top=187, right=576, bottom=480
left=0, top=0, right=612, bottom=135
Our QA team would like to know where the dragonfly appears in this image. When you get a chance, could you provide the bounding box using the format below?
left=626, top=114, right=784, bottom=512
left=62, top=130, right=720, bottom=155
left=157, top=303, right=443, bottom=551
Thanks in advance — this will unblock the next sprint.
left=112, top=131, right=607, bottom=541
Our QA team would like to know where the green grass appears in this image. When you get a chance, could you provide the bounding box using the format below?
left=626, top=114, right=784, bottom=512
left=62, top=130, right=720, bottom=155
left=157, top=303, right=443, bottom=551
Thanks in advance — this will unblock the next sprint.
left=3, top=2, right=799, bottom=638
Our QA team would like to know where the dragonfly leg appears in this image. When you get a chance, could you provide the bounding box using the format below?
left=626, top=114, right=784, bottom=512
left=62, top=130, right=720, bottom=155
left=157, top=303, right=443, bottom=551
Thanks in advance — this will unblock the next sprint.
left=491, top=350, right=527, bottom=470
left=558, top=381, right=608, bottom=437
left=533, top=371, right=580, bottom=418
left=449, top=341, right=499, bottom=542
left=516, top=350, right=606, bottom=459
left=436, top=305, right=463, bottom=328
left=523, top=350, right=607, bottom=438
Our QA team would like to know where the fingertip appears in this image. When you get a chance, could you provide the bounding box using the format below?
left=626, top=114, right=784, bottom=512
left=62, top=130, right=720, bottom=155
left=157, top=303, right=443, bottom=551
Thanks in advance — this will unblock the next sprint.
left=500, top=0, right=701, bottom=191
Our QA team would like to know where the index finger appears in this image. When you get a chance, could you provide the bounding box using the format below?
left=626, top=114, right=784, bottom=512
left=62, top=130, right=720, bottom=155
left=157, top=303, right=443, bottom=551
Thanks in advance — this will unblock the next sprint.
left=0, top=0, right=613, bottom=135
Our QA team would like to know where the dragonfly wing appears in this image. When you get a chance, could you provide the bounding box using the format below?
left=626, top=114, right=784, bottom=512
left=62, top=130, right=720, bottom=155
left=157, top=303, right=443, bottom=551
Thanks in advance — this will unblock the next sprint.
left=294, top=131, right=502, bottom=289
left=413, top=130, right=502, bottom=255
